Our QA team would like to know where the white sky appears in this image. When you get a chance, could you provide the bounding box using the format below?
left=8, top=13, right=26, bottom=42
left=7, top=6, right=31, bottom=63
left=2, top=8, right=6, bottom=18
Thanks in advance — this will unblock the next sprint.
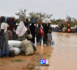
left=0, top=0, right=77, bottom=20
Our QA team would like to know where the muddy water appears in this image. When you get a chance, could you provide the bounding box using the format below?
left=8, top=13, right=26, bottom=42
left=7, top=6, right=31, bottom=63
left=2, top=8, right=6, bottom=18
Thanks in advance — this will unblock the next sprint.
left=47, top=32, right=77, bottom=70
left=0, top=32, right=77, bottom=70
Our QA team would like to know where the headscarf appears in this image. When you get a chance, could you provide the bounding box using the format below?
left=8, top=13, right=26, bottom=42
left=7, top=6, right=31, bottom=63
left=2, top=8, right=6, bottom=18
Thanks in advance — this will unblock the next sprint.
left=16, top=21, right=27, bottom=36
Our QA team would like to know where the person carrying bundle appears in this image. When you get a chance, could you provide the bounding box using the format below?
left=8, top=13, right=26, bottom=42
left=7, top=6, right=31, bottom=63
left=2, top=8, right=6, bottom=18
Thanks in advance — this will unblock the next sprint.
left=16, top=12, right=28, bottom=41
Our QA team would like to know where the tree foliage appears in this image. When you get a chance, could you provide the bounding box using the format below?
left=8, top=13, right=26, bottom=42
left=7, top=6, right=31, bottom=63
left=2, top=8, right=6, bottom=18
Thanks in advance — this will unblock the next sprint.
left=29, top=12, right=52, bottom=23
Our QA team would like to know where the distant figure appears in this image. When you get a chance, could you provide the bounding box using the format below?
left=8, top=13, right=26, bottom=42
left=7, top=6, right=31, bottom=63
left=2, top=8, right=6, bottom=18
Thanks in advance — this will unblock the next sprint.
left=61, top=24, right=64, bottom=30
left=75, top=27, right=77, bottom=32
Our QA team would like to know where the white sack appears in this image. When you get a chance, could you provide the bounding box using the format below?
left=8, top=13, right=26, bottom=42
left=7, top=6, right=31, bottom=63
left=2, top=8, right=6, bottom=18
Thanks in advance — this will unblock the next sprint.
left=9, top=47, right=21, bottom=55
left=8, top=40, right=21, bottom=48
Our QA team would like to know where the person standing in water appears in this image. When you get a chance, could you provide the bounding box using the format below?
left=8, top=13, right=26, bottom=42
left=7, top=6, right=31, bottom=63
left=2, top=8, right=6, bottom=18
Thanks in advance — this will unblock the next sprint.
left=47, top=27, right=52, bottom=46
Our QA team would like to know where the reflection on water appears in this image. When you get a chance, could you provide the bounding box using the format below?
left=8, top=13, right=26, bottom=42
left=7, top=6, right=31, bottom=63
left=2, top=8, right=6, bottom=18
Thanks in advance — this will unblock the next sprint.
left=67, top=33, right=70, bottom=38
left=53, top=32, right=77, bottom=38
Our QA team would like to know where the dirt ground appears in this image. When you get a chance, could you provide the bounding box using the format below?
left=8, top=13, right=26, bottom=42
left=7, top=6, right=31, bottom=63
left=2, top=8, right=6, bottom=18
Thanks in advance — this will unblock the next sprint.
left=0, top=46, right=52, bottom=70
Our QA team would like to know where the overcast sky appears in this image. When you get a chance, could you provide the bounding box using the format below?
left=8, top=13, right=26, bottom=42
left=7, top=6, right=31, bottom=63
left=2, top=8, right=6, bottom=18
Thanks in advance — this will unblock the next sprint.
left=0, top=0, right=77, bottom=20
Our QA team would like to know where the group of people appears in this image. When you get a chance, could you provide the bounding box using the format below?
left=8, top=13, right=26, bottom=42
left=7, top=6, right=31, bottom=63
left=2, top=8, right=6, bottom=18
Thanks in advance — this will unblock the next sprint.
left=0, top=15, right=52, bottom=57
left=52, top=23, right=77, bottom=33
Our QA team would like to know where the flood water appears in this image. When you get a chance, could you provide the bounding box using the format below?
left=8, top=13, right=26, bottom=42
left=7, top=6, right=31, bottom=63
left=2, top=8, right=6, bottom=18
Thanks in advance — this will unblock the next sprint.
left=47, top=32, right=77, bottom=70
left=0, top=32, right=77, bottom=70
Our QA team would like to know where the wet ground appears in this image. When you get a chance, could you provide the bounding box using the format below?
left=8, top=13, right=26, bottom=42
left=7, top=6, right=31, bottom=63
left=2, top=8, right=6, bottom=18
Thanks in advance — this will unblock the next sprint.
left=0, top=32, right=77, bottom=70
left=0, top=46, right=52, bottom=70
left=47, top=32, right=77, bottom=70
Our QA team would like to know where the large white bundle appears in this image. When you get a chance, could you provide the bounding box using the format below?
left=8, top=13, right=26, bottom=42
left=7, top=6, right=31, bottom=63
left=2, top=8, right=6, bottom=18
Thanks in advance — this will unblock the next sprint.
left=9, top=47, right=21, bottom=55
left=8, top=40, right=21, bottom=48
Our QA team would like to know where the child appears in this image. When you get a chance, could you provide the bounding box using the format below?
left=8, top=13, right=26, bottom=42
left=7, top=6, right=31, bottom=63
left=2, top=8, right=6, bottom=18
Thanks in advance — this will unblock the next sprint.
left=47, top=30, right=52, bottom=46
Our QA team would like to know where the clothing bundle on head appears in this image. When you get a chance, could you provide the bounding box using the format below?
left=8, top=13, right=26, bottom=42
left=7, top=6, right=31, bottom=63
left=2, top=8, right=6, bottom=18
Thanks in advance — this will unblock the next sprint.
left=30, top=17, right=37, bottom=24
left=18, top=11, right=26, bottom=22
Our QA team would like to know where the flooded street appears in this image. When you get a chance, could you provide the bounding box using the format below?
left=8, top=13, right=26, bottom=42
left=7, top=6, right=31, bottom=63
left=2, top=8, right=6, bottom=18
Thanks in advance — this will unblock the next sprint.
left=0, top=32, right=77, bottom=70
left=48, top=32, right=77, bottom=70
